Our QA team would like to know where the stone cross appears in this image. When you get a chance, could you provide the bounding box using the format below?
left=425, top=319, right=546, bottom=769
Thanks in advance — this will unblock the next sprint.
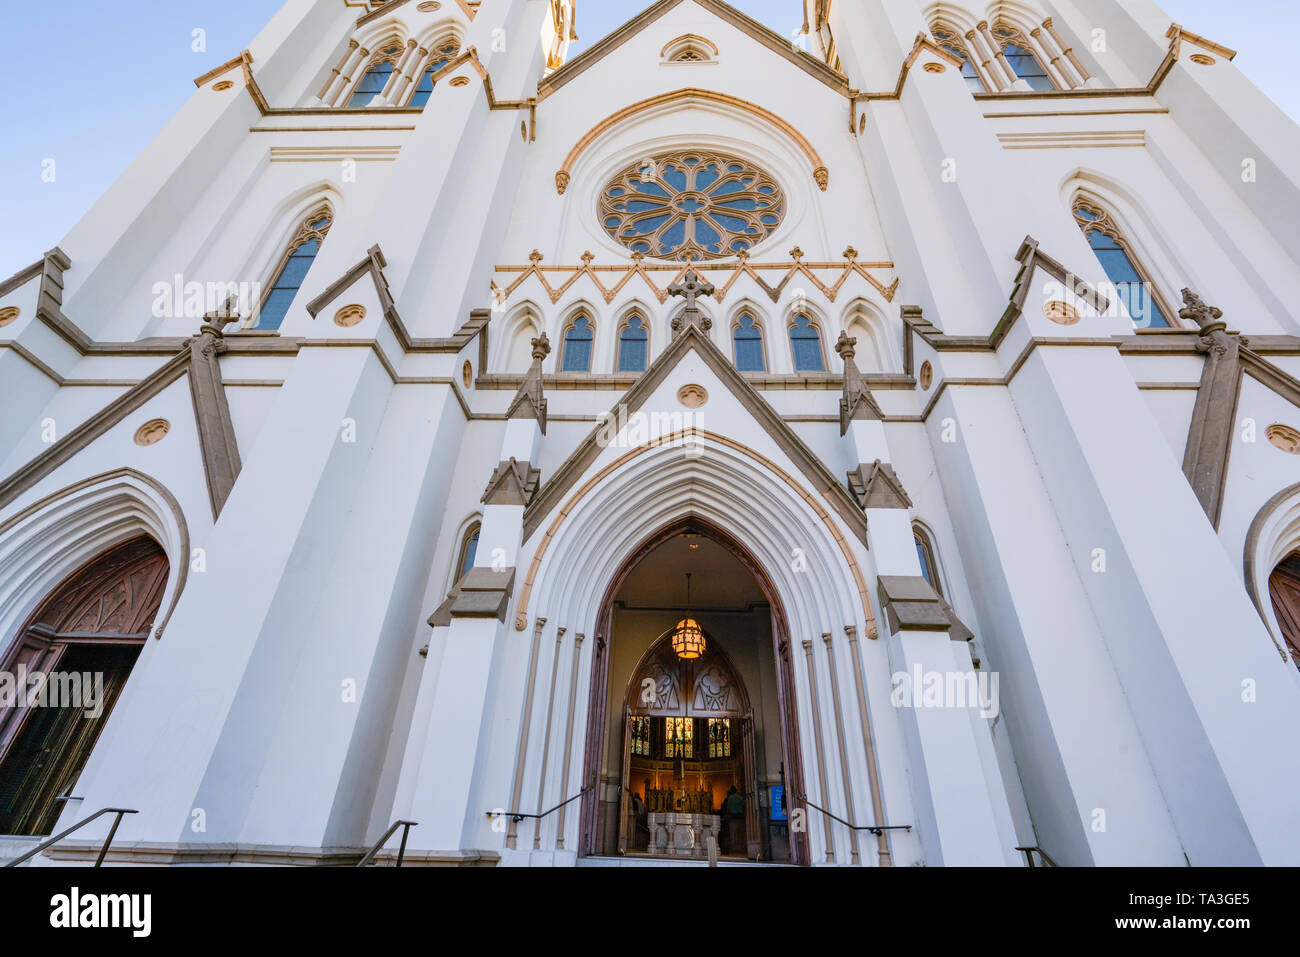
left=668, top=270, right=716, bottom=332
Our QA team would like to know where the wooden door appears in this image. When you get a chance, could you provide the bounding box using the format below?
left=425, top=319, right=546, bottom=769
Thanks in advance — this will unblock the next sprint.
left=741, top=713, right=761, bottom=860
left=0, top=537, right=167, bottom=835
left=1269, top=554, right=1300, bottom=667
left=616, top=708, right=633, bottom=855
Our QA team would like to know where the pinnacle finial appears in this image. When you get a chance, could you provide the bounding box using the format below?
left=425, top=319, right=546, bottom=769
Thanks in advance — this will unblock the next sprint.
left=835, top=330, right=857, bottom=361
left=1179, top=288, right=1223, bottom=330
left=531, top=332, right=552, bottom=362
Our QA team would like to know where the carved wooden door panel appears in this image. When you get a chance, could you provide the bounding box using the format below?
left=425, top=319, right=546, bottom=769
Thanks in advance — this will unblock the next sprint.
left=0, top=634, right=66, bottom=765
left=0, top=537, right=167, bottom=835
left=1270, top=555, right=1300, bottom=667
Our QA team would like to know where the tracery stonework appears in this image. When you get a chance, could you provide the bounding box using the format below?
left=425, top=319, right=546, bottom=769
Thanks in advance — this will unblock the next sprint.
left=598, top=149, right=785, bottom=261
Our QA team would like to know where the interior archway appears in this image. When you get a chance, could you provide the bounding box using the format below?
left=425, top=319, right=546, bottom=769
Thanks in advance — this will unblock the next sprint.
left=579, top=515, right=808, bottom=865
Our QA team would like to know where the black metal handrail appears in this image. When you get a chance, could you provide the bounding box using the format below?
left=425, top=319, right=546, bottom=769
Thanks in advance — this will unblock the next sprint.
left=488, top=784, right=591, bottom=824
left=357, top=820, right=419, bottom=867
left=3, top=807, right=137, bottom=868
left=1016, top=845, right=1060, bottom=867
left=800, top=795, right=911, bottom=836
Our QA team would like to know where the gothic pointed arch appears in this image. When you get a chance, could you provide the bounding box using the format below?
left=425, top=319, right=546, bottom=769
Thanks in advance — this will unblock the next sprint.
left=1071, top=193, right=1175, bottom=329
left=254, top=201, right=335, bottom=331
left=0, top=535, right=170, bottom=835
left=1244, top=481, right=1300, bottom=668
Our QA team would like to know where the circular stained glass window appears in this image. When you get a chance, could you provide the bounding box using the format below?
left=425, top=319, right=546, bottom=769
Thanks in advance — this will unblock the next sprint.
left=598, top=150, right=785, bottom=261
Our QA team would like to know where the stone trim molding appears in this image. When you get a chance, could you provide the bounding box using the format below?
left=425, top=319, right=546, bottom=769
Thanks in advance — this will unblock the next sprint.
left=538, top=0, right=848, bottom=99
left=304, top=243, right=491, bottom=363
left=554, top=88, right=831, bottom=194
left=0, top=304, right=245, bottom=522
left=521, top=322, right=868, bottom=541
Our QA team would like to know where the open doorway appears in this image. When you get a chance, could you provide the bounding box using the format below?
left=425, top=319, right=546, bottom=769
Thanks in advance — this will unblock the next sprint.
left=579, top=517, right=808, bottom=864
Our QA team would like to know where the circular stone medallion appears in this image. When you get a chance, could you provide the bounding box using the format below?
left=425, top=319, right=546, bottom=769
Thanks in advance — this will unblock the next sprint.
left=134, top=419, right=170, bottom=447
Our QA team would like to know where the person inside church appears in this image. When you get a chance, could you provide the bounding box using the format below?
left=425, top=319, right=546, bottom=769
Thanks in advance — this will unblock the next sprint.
left=723, top=785, right=745, bottom=855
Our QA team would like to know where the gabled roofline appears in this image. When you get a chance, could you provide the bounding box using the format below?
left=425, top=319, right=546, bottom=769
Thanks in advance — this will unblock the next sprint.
left=521, top=320, right=867, bottom=541
left=538, top=0, right=849, bottom=100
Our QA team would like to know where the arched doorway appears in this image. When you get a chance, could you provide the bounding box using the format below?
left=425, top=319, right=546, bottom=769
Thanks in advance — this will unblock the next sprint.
left=578, top=516, right=809, bottom=865
left=0, top=535, right=167, bottom=835
left=1269, top=553, right=1300, bottom=668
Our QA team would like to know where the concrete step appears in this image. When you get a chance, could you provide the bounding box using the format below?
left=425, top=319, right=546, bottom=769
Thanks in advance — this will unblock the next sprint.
left=0, top=835, right=44, bottom=867
left=579, top=855, right=793, bottom=867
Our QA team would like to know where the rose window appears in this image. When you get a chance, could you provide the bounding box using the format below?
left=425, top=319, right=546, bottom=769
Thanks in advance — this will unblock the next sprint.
left=598, top=150, right=785, bottom=261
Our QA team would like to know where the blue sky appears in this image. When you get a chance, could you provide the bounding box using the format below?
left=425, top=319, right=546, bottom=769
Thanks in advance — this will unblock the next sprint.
left=0, top=1, right=1291, bottom=274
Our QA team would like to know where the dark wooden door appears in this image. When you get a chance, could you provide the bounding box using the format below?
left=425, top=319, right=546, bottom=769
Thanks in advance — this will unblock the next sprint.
left=1269, top=554, right=1300, bottom=668
left=0, top=537, right=167, bottom=835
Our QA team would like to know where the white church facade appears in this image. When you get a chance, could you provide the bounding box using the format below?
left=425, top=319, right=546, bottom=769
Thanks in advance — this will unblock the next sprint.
left=1, top=0, right=1299, bottom=867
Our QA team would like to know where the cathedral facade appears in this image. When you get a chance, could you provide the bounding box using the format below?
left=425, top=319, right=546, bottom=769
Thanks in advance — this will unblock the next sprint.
left=1, top=0, right=1299, bottom=867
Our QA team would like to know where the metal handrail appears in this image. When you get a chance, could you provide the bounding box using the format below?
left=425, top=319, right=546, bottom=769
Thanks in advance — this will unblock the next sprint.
left=357, top=820, right=419, bottom=867
left=3, top=807, right=137, bottom=868
left=488, top=784, right=591, bottom=824
left=1016, top=845, right=1060, bottom=867
left=800, top=795, right=912, bottom=836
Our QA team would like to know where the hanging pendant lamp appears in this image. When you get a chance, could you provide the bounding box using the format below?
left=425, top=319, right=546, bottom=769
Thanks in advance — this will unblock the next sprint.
left=671, top=571, right=706, bottom=660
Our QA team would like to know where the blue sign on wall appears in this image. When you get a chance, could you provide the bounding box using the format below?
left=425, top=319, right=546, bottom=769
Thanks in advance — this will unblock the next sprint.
left=769, top=785, right=786, bottom=821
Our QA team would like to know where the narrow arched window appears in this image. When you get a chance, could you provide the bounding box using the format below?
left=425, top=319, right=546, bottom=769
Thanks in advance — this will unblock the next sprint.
left=932, top=27, right=985, bottom=92
left=733, top=314, right=765, bottom=372
left=994, top=25, right=1054, bottom=90
left=347, top=43, right=404, bottom=107
left=789, top=315, right=825, bottom=372
left=457, top=524, right=481, bottom=580
left=408, top=41, right=460, bottom=107
left=618, top=315, right=648, bottom=372
left=256, top=207, right=333, bottom=331
left=914, top=525, right=942, bottom=596
left=1073, top=199, right=1172, bottom=329
left=561, top=316, right=594, bottom=372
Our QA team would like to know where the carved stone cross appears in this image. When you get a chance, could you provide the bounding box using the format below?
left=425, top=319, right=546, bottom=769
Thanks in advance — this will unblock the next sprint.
left=668, top=270, right=716, bottom=332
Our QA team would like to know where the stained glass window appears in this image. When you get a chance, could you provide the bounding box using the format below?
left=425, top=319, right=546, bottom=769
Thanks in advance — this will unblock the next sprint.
left=457, top=525, right=480, bottom=579
left=994, top=27, right=1054, bottom=91
left=348, top=45, right=404, bottom=107
left=1073, top=201, right=1172, bottom=329
left=630, top=716, right=651, bottom=756
left=932, top=28, right=985, bottom=92
left=707, top=718, right=731, bottom=758
left=561, top=316, right=594, bottom=372
left=256, top=209, right=333, bottom=331
left=734, top=314, right=765, bottom=372
left=618, top=315, right=648, bottom=372
left=408, top=43, right=460, bottom=107
left=598, top=149, right=786, bottom=261
left=790, top=315, right=825, bottom=372
left=914, top=526, right=941, bottom=596
left=664, top=717, right=693, bottom=758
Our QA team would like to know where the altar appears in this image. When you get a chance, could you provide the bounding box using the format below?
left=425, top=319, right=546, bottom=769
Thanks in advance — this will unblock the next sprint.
left=646, top=812, right=721, bottom=859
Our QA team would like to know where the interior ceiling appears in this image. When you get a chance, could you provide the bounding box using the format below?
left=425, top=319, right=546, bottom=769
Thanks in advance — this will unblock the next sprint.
left=616, top=534, right=765, bottom=610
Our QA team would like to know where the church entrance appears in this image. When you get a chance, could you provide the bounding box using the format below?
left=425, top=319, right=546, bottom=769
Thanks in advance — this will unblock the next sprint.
left=579, top=517, right=808, bottom=865
left=0, top=536, right=167, bottom=835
